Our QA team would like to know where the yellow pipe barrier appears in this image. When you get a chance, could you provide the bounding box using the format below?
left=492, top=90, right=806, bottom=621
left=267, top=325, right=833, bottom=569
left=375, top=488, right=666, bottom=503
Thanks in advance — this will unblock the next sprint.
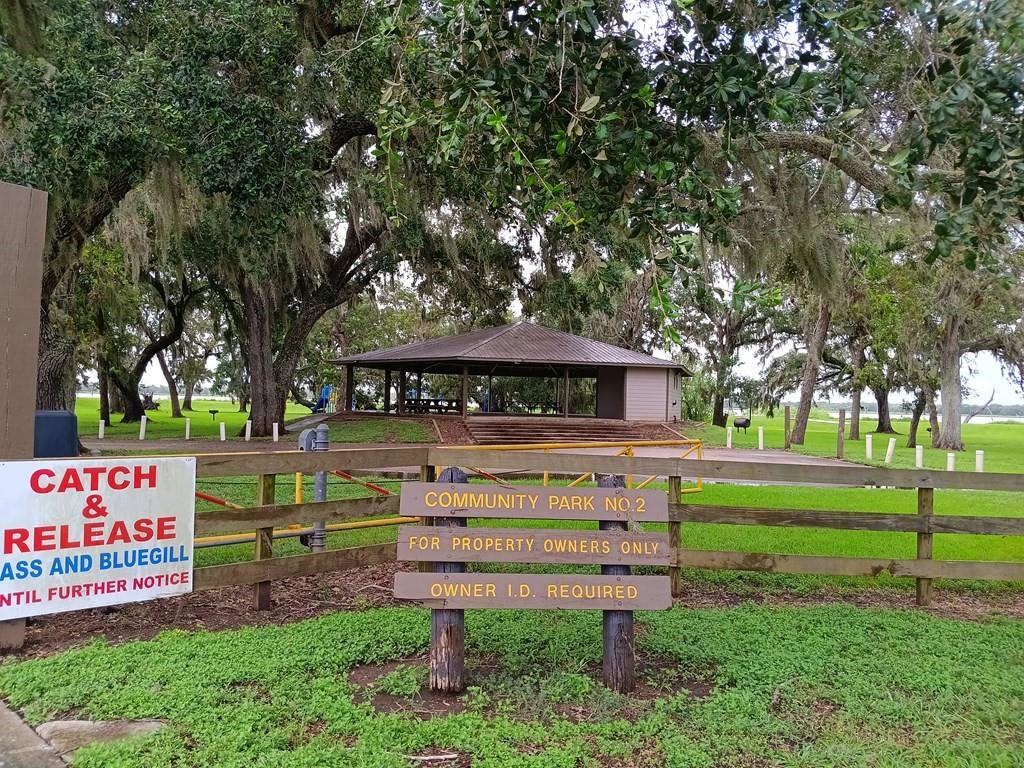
left=442, top=438, right=705, bottom=493
left=295, top=472, right=303, bottom=503
left=194, top=515, right=420, bottom=548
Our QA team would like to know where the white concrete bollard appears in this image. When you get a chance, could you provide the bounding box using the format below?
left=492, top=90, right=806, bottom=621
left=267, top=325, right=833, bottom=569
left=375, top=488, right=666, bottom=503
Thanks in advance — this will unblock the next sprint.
left=865, top=433, right=873, bottom=461
left=726, top=427, right=733, bottom=449
left=915, top=444, right=923, bottom=469
left=272, top=422, right=279, bottom=442
left=139, top=415, right=147, bottom=441
left=946, top=452, right=955, bottom=471
left=975, top=450, right=984, bottom=473
left=219, top=422, right=226, bottom=442
left=885, top=437, right=896, bottom=464
left=185, top=418, right=191, bottom=440
left=757, top=426, right=764, bottom=450
left=245, top=420, right=252, bottom=441
left=98, top=420, right=105, bottom=440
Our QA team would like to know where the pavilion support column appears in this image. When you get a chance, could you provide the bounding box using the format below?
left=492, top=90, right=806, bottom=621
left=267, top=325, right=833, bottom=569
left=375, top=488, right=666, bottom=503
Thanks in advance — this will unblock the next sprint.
left=344, top=364, right=354, bottom=413
left=563, top=368, right=570, bottom=418
left=461, top=366, right=469, bottom=417
left=417, top=372, right=423, bottom=396
left=398, top=370, right=407, bottom=415
left=383, top=368, right=392, bottom=414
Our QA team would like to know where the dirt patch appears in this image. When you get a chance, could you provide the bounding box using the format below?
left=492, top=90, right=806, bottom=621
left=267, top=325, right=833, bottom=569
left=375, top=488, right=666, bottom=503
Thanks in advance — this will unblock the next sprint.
left=636, top=422, right=705, bottom=441
left=630, top=653, right=715, bottom=702
left=9, top=561, right=411, bottom=660
left=407, top=749, right=472, bottom=767
left=432, top=418, right=474, bottom=445
left=348, top=657, right=468, bottom=719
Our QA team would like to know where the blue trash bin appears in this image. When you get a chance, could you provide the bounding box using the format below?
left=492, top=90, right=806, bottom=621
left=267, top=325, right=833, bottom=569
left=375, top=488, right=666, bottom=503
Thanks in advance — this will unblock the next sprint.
left=34, top=410, right=78, bottom=458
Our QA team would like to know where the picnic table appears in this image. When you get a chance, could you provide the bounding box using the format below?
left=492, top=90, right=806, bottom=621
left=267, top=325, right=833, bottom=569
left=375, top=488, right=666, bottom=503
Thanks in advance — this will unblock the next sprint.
left=403, top=397, right=462, bottom=415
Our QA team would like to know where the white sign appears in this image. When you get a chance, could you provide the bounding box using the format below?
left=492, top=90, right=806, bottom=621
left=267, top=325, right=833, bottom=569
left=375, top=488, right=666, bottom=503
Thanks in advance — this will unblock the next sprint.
left=0, top=457, right=196, bottom=620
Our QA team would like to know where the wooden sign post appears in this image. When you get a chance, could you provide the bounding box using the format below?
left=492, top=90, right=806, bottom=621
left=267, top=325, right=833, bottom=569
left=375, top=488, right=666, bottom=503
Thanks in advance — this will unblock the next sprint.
left=598, top=473, right=632, bottom=691
left=431, top=467, right=467, bottom=693
left=395, top=475, right=672, bottom=694
left=0, top=182, right=48, bottom=651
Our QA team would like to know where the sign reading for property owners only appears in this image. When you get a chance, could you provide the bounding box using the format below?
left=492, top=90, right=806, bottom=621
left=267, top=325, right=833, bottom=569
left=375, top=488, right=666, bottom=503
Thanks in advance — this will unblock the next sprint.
left=397, top=525, right=670, bottom=566
left=0, top=457, right=197, bottom=620
left=400, top=483, right=668, bottom=522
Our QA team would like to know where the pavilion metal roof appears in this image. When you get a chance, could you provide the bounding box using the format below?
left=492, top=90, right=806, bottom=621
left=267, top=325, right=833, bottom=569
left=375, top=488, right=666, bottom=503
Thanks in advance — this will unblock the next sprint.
left=333, top=322, right=690, bottom=376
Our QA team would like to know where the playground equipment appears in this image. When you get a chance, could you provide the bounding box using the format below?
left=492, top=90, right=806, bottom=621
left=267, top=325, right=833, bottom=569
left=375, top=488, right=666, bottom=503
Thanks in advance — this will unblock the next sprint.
left=311, top=384, right=333, bottom=413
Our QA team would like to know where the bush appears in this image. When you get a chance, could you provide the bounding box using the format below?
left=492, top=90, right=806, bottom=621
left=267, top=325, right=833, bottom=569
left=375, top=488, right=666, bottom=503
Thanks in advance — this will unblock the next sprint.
left=681, top=366, right=715, bottom=422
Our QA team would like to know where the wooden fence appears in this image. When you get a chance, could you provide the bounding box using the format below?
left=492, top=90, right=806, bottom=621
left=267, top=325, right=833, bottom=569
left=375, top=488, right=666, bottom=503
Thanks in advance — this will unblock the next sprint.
left=143, top=446, right=1024, bottom=608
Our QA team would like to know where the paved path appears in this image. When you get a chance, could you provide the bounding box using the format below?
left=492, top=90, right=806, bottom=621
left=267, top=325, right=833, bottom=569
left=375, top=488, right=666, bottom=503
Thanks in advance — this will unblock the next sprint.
left=0, top=704, right=63, bottom=768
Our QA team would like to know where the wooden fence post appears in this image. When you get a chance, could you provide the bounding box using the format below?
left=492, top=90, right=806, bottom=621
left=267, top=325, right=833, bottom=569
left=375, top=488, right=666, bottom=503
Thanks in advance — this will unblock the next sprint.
left=431, top=467, right=466, bottom=693
left=836, top=409, right=846, bottom=459
left=668, top=475, right=682, bottom=597
left=916, top=486, right=934, bottom=607
left=253, top=474, right=276, bottom=610
left=599, top=474, right=633, bottom=693
left=784, top=406, right=792, bottom=450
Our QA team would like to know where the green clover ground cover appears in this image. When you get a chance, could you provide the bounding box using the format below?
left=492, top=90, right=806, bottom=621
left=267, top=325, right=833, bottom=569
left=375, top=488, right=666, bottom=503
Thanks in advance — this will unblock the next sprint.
left=2, top=605, right=1022, bottom=767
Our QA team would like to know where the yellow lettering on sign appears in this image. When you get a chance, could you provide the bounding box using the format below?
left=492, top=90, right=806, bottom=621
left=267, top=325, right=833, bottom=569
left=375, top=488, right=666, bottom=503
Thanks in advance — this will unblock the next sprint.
left=428, top=581, right=495, bottom=598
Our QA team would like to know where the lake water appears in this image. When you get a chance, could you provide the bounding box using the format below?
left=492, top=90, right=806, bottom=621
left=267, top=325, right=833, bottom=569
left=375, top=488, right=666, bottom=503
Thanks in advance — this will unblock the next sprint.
left=825, top=412, right=1024, bottom=425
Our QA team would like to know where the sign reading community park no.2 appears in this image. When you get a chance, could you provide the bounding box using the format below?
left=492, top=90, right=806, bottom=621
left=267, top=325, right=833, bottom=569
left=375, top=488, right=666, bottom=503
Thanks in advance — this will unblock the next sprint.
left=0, top=457, right=197, bottom=620
left=395, top=482, right=672, bottom=610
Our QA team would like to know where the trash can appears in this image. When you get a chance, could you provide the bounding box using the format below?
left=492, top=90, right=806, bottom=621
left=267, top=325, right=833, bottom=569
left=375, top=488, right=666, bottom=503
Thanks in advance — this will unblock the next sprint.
left=34, top=410, right=78, bottom=458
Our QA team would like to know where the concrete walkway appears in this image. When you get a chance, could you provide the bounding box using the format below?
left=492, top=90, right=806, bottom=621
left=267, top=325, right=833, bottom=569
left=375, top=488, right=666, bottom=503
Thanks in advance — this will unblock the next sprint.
left=0, top=704, right=63, bottom=768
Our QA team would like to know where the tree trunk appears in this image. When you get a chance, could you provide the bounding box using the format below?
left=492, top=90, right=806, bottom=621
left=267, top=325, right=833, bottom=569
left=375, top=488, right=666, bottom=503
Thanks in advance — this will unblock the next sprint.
left=108, top=379, right=125, bottom=415
left=935, top=315, right=964, bottom=450
left=238, top=393, right=249, bottom=413
left=182, top=381, right=195, bottom=411
left=110, top=372, right=146, bottom=422
left=36, top=308, right=78, bottom=412
left=790, top=300, right=831, bottom=445
left=848, top=340, right=865, bottom=440
left=241, top=281, right=283, bottom=436
left=98, top=363, right=111, bottom=427
left=712, top=393, right=727, bottom=428
left=925, top=388, right=940, bottom=448
left=156, top=349, right=182, bottom=418
left=907, top=392, right=926, bottom=448
left=873, top=387, right=895, bottom=433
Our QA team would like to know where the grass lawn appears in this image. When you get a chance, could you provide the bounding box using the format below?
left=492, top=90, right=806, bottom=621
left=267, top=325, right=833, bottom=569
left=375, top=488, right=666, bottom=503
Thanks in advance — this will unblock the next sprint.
left=74, top=397, right=433, bottom=443
left=691, top=411, right=1024, bottom=474
left=2, top=604, right=1022, bottom=767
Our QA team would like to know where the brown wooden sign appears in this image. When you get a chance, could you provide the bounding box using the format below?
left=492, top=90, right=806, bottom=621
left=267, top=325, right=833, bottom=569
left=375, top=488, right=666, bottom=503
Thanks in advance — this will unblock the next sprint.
left=400, top=483, right=668, bottom=522
left=397, top=525, right=670, bottom=565
left=394, top=572, right=671, bottom=610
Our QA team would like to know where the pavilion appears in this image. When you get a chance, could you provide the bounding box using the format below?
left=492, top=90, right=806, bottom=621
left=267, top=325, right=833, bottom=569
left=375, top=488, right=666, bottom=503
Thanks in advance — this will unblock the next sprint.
left=333, top=322, right=690, bottom=422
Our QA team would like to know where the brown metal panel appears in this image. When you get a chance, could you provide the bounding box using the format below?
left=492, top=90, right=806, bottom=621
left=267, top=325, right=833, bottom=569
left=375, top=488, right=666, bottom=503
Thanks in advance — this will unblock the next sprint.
left=0, top=182, right=47, bottom=458
left=396, top=525, right=670, bottom=565
left=394, top=572, right=672, bottom=610
left=399, top=482, right=669, bottom=522
left=0, top=182, right=47, bottom=651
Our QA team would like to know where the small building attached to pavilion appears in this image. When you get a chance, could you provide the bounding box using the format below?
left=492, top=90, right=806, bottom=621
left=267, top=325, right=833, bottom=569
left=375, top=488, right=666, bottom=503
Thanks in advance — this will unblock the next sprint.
left=333, top=322, right=689, bottom=422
